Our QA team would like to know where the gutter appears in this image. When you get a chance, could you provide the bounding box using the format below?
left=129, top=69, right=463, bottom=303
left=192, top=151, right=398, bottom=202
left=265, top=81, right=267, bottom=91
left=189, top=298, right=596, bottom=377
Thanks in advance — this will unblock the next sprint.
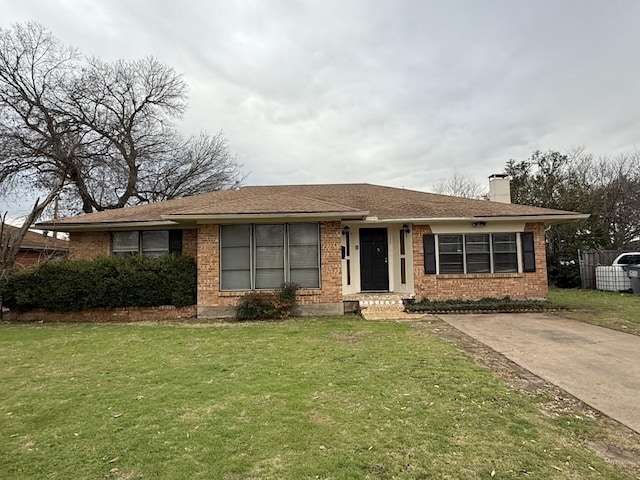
left=35, top=220, right=181, bottom=232
left=18, top=246, right=69, bottom=252
left=36, top=212, right=588, bottom=232
left=36, top=211, right=371, bottom=231
left=370, top=214, right=590, bottom=225
left=161, top=211, right=370, bottom=222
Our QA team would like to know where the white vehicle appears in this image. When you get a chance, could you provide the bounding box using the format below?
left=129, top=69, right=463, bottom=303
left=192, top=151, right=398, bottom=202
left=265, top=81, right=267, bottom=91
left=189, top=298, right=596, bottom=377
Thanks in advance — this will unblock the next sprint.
left=611, top=252, right=640, bottom=266
left=595, top=252, right=640, bottom=292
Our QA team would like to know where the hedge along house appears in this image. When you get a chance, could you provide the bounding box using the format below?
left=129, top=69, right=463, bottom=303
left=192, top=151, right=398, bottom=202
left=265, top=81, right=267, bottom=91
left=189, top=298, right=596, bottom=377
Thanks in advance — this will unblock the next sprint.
left=37, top=180, right=587, bottom=317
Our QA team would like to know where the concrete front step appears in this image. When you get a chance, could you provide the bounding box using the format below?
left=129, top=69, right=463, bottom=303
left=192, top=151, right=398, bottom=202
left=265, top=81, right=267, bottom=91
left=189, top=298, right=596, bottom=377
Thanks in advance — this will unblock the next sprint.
left=343, top=293, right=421, bottom=320
left=344, top=292, right=424, bottom=320
left=359, top=304, right=425, bottom=321
left=360, top=308, right=425, bottom=320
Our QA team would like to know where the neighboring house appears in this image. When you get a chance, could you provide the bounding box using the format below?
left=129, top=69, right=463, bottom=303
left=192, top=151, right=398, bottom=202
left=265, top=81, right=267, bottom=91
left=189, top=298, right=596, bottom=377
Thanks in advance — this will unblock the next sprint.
left=1, top=224, right=69, bottom=270
left=37, top=178, right=587, bottom=317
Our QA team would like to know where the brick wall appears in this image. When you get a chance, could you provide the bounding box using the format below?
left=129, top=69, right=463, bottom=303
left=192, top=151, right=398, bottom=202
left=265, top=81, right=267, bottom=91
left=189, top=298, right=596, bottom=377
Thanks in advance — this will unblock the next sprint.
left=318, top=221, right=343, bottom=304
left=68, top=230, right=198, bottom=260
left=196, top=224, right=220, bottom=306
left=13, top=250, right=66, bottom=270
left=197, top=221, right=343, bottom=317
left=182, top=229, right=198, bottom=257
left=412, top=222, right=549, bottom=300
left=5, top=305, right=197, bottom=323
left=68, top=231, right=111, bottom=259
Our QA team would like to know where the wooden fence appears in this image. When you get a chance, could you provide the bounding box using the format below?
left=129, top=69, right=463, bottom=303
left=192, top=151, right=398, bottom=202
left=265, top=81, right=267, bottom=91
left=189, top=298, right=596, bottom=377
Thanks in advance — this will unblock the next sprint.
left=579, top=250, right=626, bottom=289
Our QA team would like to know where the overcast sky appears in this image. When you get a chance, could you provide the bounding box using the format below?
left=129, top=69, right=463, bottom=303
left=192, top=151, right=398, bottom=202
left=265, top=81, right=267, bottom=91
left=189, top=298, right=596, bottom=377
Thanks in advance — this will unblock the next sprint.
left=2, top=0, right=640, bottom=218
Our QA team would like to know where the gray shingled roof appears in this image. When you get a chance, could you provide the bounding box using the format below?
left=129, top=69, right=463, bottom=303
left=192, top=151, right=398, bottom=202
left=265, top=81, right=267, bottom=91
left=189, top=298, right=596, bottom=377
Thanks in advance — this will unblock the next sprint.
left=38, top=183, right=586, bottom=229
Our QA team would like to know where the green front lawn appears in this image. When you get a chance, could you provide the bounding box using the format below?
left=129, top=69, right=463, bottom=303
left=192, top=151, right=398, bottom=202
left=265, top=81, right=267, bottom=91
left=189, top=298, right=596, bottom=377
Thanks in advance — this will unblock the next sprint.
left=0, top=319, right=633, bottom=479
left=549, top=288, right=640, bottom=335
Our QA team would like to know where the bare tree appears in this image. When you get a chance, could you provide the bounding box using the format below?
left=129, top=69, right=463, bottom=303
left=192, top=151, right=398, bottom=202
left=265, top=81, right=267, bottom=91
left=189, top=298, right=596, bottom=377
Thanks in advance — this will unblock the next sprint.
left=64, top=56, right=189, bottom=211
left=1, top=188, right=63, bottom=279
left=135, top=131, right=244, bottom=203
left=0, top=22, right=244, bottom=217
left=432, top=169, right=487, bottom=199
left=0, top=213, right=14, bottom=279
left=0, top=23, right=80, bottom=206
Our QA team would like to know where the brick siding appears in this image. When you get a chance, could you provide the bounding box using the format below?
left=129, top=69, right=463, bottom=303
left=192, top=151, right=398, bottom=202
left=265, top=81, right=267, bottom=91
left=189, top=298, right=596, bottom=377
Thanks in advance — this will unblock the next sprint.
left=68, top=229, right=198, bottom=260
left=197, top=222, right=343, bottom=316
left=182, top=229, right=198, bottom=257
left=412, top=222, right=549, bottom=300
left=13, top=250, right=66, bottom=270
left=68, top=231, right=111, bottom=259
left=62, top=221, right=550, bottom=317
left=196, top=224, right=219, bottom=306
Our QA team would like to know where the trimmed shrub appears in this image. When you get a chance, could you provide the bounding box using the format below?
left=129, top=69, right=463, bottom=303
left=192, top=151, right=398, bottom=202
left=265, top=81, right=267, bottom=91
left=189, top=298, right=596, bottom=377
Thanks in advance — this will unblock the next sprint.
left=235, top=283, right=299, bottom=321
left=274, top=282, right=299, bottom=318
left=1, top=255, right=196, bottom=311
left=405, top=296, right=557, bottom=314
left=234, top=292, right=280, bottom=321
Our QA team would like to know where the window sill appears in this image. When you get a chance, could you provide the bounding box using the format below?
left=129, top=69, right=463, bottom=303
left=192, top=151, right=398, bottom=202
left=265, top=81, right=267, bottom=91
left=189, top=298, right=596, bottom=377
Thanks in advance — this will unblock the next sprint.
left=436, top=273, right=523, bottom=279
left=219, top=289, right=322, bottom=297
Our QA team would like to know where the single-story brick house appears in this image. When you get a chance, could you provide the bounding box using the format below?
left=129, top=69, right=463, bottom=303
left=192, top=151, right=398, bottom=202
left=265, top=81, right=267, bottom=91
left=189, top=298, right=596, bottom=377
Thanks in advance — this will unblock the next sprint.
left=1, top=224, right=68, bottom=270
left=37, top=178, right=587, bottom=317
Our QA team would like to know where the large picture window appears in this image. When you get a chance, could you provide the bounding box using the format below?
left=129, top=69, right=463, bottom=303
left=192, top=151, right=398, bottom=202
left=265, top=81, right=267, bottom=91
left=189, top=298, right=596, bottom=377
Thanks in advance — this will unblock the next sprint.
left=220, top=223, right=320, bottom=290
left=429, top=232, right=521, bottom=274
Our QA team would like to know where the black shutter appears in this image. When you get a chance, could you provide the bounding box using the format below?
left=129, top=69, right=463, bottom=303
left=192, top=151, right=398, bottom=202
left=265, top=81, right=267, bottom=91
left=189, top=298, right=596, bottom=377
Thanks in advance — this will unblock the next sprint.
left=522, top=232, right=536, bottom=272
left=169, top=230, right=183, bottom=254
left=423, top=234, right=436, bottom=274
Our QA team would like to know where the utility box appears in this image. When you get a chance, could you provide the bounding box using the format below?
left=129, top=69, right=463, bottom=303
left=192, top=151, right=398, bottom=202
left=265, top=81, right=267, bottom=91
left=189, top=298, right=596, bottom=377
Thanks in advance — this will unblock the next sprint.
left=623, top=265, right=640, bottom=295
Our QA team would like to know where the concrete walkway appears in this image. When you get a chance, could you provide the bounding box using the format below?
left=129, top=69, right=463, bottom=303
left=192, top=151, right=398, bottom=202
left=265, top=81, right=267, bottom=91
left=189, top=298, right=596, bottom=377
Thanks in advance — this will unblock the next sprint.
left=441, top=313, right=640, bottom=434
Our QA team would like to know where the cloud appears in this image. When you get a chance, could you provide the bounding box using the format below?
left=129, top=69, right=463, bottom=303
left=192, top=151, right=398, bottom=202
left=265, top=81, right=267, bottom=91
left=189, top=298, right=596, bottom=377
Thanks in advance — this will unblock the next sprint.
left=2, top=0, right=640, bottom=217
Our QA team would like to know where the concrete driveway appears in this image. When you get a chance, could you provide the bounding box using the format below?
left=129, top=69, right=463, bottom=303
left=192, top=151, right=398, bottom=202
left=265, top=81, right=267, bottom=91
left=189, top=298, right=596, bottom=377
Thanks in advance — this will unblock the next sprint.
left=441, top=313, right=640, bottom=434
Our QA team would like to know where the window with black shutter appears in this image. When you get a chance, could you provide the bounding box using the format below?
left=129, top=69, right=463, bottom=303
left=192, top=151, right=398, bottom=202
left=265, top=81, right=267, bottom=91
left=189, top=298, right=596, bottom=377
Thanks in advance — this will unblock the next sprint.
left=169, top=230, right=183, bottom=254
left=521, top=231, right=536, bottom=272
left=423, top=232, right=535, bottom=274
left=423, top=234, right=436, bottom=274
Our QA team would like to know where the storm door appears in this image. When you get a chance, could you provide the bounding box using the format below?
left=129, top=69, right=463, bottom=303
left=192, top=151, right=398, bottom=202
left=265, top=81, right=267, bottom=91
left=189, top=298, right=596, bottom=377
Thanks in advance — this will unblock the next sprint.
left=359, top=228, right=389, bottom=291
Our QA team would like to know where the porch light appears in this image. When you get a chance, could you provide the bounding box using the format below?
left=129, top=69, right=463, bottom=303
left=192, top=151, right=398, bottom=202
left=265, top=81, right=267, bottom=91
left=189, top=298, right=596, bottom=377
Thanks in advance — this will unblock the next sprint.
left=400, top=224, right=410, bottom=234
left=342, top=225, right=350, bottom=236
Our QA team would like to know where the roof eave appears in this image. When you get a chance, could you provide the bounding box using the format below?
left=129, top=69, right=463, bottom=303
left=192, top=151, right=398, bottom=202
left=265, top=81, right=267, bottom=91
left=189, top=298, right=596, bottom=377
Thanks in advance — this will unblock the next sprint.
left=35, top=211, right=370, bottom=231
left=162, top=211, right=369, bottom=223
left=19, top=245, right=69, bottom=252
left=371, top=214, right=590, bottom=224
left=35, top=220, right=181, bottom=232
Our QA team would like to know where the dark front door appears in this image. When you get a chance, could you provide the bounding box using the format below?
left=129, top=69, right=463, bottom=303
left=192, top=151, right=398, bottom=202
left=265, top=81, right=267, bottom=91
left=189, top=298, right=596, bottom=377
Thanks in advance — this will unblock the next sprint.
left=360, top=228, right=389, bottom=291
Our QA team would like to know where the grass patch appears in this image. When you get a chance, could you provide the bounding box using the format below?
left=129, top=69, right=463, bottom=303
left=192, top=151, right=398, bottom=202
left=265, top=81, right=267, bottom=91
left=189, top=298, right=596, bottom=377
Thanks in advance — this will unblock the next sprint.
left=0, top=319, right=634, bottom=479
left=549, top=288, right=640, bottom=335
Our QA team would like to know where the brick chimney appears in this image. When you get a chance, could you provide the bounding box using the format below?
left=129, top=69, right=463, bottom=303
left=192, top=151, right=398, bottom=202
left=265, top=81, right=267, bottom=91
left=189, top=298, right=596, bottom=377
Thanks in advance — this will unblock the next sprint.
left=489, top=174, right=511, bottom=203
